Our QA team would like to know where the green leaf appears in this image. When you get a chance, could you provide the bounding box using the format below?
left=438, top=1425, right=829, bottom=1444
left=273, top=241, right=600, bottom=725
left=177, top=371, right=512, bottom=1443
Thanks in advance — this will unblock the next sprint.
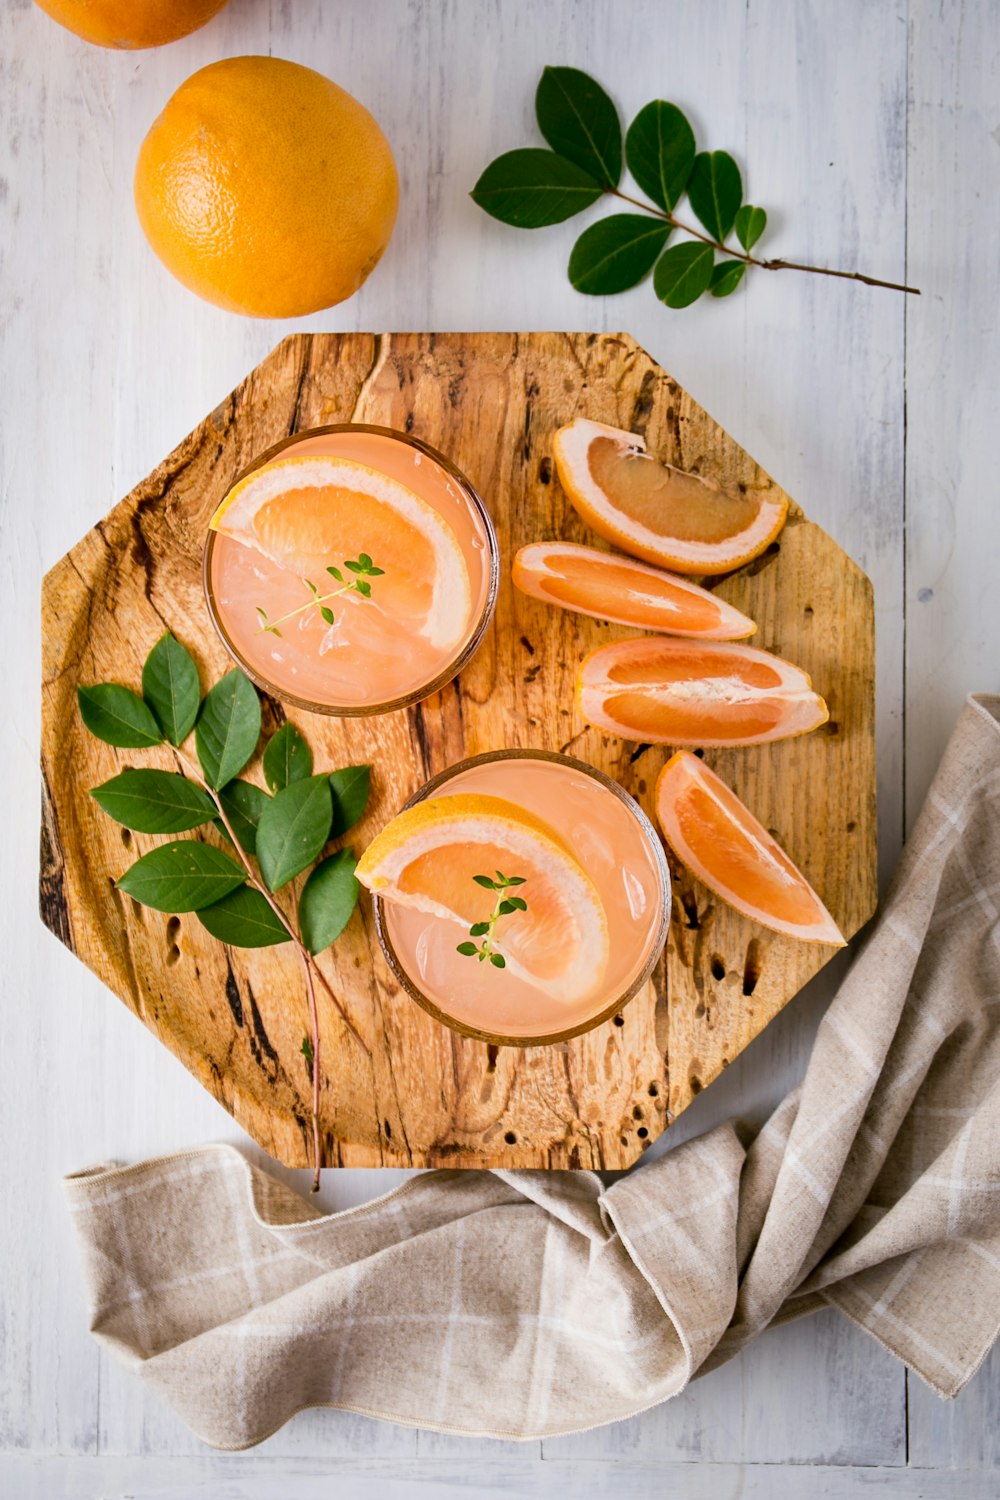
left=456, top=942, right=478, bottom=956
left=197, top=885, right=291, bottom=948
left=735, top=204, right=767, bottom=253
left=686, top=150, right=742, bottom=242
left=344, top=559, right=363, bottom=573
left=256, top=775, right=333, bottom=891
left=710, top=260, right=748, bottom=298
left=497, top=900, right=516, bottom=915
left=489, top=953, right=506, bottom=969
left=141, top=632, right=200, bottom=746
left=320, top=606, right=335, bottom=625
left=262, top=722, right=313, bottom=793
left=568, top=214, right=670, bottom=295
left=327, top=565, right=344, bottom=582
left=215, top=778, right=269, bottom=854
left=473, top=875, right=498, bottom=889
left=469, top=922, right=491, bottom=937
left=195, top=669, right=261, bottom=790
left=504, top=876, right=527, bottom=886
left=329, top=765, right=371, bottom=837
left=625, top=100, right=696, bottom=211
left=117, top=840, right=246, bottom=913
left=78, top=684, right=162, bottom=749
left=90, top=769, right=215, bottom=834
left=507, top=896, right=528, bottom=911
left=535, top=65, right=622, bottom=187
left=471, top=149, right=603, bottom=228
left=299, top=849, right=360, bottom=954
left=653, top=241, right=715, bottom=308
left=354, top=582, right=371, bottom=599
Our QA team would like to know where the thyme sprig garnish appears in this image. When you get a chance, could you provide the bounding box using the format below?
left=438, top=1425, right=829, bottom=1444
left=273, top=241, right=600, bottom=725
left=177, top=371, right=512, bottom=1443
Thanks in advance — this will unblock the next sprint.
left=256, top=554, right=384, bottom=637
left=457, top=871, right=528, bottom=969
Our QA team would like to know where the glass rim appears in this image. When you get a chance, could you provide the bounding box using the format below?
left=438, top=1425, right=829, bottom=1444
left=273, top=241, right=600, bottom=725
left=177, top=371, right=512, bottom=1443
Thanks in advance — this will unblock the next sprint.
left=372, top=748, right=672, bottom=1048
left=202, top=422, right=500, bottom=717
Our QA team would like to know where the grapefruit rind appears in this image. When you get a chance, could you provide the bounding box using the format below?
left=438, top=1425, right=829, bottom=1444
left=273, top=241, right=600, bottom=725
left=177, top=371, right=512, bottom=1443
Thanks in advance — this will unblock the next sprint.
left=655, top=752, right=845, bottom=946
left=512, top=540, right=757, bottom=640
left=552, top=417, right=788, bottom=575
left=209, top=454, right=472, bottom=653
left=355, top=793, right=610, bottom=1001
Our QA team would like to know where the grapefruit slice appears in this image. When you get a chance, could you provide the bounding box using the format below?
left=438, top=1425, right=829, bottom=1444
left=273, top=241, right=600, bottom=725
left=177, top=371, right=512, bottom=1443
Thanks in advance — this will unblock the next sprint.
left=512, top=540, right=756, bottom=639
left=356, top=793, right=609, bottom=1001
left=578, top=637, right=828, bottom=746
left=210, top=454, right=472, bottom=653
left=552, top=418, right=788, bottom=575
left=656, top=752, right=845, bottom=944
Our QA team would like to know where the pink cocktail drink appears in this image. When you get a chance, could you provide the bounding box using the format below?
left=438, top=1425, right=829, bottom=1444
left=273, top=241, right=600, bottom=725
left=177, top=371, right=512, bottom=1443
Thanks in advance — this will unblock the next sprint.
left=205, top=425, right=498, bottom=714
left=374, top=751, right=670, bottom=1045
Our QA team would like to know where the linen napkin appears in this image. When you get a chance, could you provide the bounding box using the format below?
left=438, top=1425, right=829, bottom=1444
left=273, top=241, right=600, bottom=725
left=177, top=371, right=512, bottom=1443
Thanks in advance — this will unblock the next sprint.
left=64, top=694, right=1000, bottom=1448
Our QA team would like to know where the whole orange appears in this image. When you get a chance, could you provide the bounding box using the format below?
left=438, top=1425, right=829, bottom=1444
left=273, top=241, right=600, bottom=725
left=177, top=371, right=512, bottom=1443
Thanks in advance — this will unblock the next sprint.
left=33, top=0, right=229, bottom=49
left=134, top=57, right=400, bottom=318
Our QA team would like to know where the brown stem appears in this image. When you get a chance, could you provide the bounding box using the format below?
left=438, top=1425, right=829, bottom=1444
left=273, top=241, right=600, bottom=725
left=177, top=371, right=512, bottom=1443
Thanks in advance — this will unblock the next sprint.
left=172, top=745, right=370, bottom=1190
left=607, top=187, right=920, bottom=296
left=300, top=950, right=323, bottom=1192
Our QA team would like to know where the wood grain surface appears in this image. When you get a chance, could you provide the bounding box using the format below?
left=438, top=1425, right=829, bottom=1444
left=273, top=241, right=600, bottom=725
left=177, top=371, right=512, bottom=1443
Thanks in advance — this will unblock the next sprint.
left=40, top=331, right=876, bottom=1169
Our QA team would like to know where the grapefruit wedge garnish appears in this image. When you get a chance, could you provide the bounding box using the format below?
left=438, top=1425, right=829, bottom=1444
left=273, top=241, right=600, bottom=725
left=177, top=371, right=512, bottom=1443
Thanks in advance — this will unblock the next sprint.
left=656, top=752, right=845, bottom=945
left=209, top=454, right=472, bottom=653
left=553, top=418, right=788, bottom=575
left=512, top=540, right=756, bottom=639
left=355, top=793, right=609, bottom=1001
left=578, top=637, right=828, bottom=747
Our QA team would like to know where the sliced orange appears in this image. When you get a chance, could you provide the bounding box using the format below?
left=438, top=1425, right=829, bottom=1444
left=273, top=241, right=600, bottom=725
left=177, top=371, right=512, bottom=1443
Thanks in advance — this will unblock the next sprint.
left=578, top=637, right=828, bottom=747
left=210, top=454, right=471, bottom=652
left=656, top=752, right=844, bottom=944
left=553, top=418, right=788, bottom=575
left=512, top=540, right=756, bottom=640
left=356, top=793, right=609, bottom=1001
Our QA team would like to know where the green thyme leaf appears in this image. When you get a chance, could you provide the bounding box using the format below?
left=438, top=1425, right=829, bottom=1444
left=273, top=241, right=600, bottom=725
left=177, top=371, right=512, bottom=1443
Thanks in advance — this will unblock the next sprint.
left=320, top=606, right=335, bottom=624
left=489, top=953, right=506, bottom=969
left=78, top=683, right=163, bottom=749
left=117, top=841, right=246, bottom=913
left=262, top=722, right=313, bottom=793
left=469, top=922, right=491, bottom=937
left=506, top=896, right=528, bottom=911
left=687, top=150, right=742, bottom=242
left=327, top=565, right=344, bottom=582
left=456, top=941, right=479, bottom=956
left=471, top=148, right=603, bottom=228
left=710, top=260, right=748, bottom=298
left=653, top=241, right=715, bottom=308
left=197, top=885, right=291, bottom=948
left=329, top=764, right=371, bottom=838
left=195, top=669, right=261, bottom=790
left=734, top=204, right=767, bottom=252
left=504, top=875, right=527, bottom=886
left=141, top=633, right=200, bottom=745
left=90, top=769, right=215, bottom=834
left=535, top=65, right=622, bottom=187
left=299, top=849, right=360, bottom=954
left=344, top=559, right=363, bottom=573
left=568, top=214, right=670, bottom=295
left=473, top=874, right=498, bottom=889
left=256, top=775, right=333, bottom=892
left=625, top=100, right=696, bottom=212
left=497, top=899, right=516, bottom=915
left=354, top=582, right=371, bottom=599
left=215, top=778, right=269, bottom=854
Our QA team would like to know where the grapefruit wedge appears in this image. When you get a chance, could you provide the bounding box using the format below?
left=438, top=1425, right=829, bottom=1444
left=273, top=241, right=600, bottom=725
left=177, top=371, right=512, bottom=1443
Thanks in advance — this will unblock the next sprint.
left=656, top=752, right=845, bottom=945
left=553, top=418, right=788, bottom=575
left=578, top=637, right=828, bottom=747
left=209, top=454, right=472, bottom=652
left=512, top=541, right=756, bottom=639
left=356, top=793, right=609, bottom=1001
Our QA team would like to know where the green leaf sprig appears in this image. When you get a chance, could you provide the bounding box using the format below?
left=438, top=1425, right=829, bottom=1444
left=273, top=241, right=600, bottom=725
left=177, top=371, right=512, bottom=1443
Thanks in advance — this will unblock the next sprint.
left=79, top=632, right=372, bottom=1192
left=456, top=872, right=528, bottom=969
left=472, top=66, right=919, bottom=306
left=256, top=554, right=384, bottom=637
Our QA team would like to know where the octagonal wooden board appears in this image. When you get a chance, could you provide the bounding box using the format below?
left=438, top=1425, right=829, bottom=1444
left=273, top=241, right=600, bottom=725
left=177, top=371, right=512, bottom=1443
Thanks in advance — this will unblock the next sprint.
left=40, top=332, right=876, bottom=1170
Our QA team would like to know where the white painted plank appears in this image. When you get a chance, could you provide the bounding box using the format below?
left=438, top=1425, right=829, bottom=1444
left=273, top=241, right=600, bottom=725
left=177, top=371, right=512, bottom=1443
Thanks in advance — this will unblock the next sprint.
left=903, top=0, right=1000, bottom=826
left=2, top=1454, right=997, bottom=1500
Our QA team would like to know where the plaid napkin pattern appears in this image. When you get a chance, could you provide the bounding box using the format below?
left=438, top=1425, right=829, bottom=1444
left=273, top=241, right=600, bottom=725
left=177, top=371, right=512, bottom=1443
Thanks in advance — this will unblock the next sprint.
left=64, top=695, right=1000, bottom=1448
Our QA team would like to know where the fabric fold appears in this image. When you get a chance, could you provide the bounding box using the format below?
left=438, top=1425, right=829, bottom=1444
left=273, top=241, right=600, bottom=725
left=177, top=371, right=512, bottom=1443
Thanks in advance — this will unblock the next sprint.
left=64, top=694, right=1000, bottom=1447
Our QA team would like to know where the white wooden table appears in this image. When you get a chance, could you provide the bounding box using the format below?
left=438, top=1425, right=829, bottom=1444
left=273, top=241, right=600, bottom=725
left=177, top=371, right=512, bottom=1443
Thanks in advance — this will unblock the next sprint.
left=3, top=1, right=998, bottom=1495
